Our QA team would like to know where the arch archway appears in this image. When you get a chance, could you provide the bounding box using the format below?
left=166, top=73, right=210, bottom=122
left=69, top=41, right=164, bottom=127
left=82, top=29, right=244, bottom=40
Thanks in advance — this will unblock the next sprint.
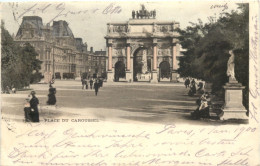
left=114, top=61, right=126, bottom=82
left=159, top=61, right=171, bottom=81
left=133, top=47, right=151, bottom=82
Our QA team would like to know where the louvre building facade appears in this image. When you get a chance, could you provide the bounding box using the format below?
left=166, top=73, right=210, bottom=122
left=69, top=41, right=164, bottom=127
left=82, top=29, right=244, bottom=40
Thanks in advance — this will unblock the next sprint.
left=14, top=16, right=105, bottom=81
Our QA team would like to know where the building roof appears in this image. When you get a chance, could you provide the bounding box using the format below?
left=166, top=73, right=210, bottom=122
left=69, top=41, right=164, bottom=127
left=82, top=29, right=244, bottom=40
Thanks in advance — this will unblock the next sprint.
left=52, top=20, right=74, bottom=38
left=16, top=16, right=44, bottom=37
left=94, top=51, right=106, bottom=56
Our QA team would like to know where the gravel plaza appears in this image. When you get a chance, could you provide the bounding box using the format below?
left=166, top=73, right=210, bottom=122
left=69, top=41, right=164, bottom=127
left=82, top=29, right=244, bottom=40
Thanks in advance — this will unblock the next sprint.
left=1, top=80, right=240, bottom=125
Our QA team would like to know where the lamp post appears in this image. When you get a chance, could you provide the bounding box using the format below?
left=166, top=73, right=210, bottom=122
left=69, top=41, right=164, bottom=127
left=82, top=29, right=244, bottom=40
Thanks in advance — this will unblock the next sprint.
left=52, top=42, right=55, bottom=80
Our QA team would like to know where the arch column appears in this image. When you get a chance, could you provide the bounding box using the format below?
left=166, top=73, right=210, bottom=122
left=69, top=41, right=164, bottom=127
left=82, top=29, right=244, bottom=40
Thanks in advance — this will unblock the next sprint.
left=106, top=39, right=114, bottom=82
left=125, top=42, right=132, bottom=82
left=150, top=38, right=158, bottom=83
left=171, top=38, right=178, bottom=82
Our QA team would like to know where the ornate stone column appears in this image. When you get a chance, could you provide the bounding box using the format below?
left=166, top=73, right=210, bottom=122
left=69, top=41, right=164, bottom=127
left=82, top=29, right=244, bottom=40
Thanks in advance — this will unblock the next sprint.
left=106, top=39, right=114, bottom=82
left=108, top=46, right=112, bottom=71
left=171, top=38, right=178, bottom=82
left=151, top=38, right=158, bottom=83
left=125, top=42, right=132, bottom=82
left=126, top=46, right=130, bottom=70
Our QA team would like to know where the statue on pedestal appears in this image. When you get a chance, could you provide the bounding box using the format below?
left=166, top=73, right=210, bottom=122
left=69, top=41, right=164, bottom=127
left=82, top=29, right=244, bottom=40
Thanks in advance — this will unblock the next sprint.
left=220, top=49, right=248, bottom=121
left=132, top=10, right=135, bottom=19
left=136, top=11, right=139, bottom=19
left=108, top=24, right=112, bottom=33
left=153, top=23, right=158, bottom=33
left=227, top=50, right=236, bottom=81
left=126, top=23, right=131, bottom=32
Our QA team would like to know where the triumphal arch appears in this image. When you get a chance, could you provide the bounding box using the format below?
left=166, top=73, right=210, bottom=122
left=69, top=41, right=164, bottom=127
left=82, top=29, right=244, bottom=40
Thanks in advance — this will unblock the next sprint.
left=105, top=5, right=181, bottom=83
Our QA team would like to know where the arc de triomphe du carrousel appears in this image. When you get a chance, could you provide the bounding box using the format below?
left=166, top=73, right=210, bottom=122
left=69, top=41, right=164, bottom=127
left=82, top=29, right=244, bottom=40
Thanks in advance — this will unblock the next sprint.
left=105, top=5, right=181, bottom=83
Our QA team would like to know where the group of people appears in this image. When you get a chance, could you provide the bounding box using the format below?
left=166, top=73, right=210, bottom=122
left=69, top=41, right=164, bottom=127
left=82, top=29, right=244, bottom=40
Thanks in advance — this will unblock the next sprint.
left=185, top=78, right=210, bottom=119
left=191, top=92, right=211, bottom=119
left=23, top=76, right=105, bottom=122
left=184, top=78, right=204, bottom=96
left=81, top=78, right=103, bottom=96
left=3, top=85, right=16, bottom=94
left=24, top=83, right=57, bottom=123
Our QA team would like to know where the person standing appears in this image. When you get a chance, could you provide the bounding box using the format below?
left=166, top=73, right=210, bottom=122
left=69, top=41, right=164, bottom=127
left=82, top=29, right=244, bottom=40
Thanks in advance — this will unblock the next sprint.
left=81, top=78, right=86, bottom=90
left=47, top=84, right=56, bottom=105
left=191, top=79, right=195, bottom=86
left=5, top=86, right=10, bottom=94
left=184, top=78, right=190, bottom=88
left=197, top=82, right=204, bottom=93
left=85, top=79, right=89, bottom=89
left=24, top=96, right=32, bottom=122
left=100, top=79, right=103, bottom=87
left=90, top=79, right=93, bottom=89
left=30, top=91, right=39, bottom=122
left=98, top=78, right=102, bottom=88
left=94, top=80, right=99, bottom=96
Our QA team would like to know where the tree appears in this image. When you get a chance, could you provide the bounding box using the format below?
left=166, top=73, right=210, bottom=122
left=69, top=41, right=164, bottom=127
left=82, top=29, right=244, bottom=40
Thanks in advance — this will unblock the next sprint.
left=1, top=22, right=42, bottom=90
left=177, top=4, right=249, bottom=109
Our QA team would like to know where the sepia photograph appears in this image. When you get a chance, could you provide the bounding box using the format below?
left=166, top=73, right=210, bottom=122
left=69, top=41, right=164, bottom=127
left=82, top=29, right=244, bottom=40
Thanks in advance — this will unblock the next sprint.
left=1, top=1, right=259, bottom=166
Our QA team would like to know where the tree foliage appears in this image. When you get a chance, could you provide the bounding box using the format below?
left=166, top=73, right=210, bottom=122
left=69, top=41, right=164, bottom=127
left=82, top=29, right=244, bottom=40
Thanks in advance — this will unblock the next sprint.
left=1, top=22, right=42, bottom=90
left=177, top=4, right=249, bottom=109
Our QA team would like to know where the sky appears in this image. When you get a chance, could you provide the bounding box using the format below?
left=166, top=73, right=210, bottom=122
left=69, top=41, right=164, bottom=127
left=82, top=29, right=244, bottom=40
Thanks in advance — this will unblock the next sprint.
left=1, top=1, right=239, bottom=51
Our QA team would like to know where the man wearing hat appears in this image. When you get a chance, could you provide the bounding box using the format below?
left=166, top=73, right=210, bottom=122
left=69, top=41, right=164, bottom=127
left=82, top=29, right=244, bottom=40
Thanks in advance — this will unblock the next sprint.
left=30, top=91, right=39, bottom=122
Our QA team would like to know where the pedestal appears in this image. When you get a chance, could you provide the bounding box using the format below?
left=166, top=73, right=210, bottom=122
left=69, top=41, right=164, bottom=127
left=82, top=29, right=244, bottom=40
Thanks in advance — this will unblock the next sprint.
left=125, top=71, right=132, bottom=83
left=107, top=71, right=114, bottom=82
left=171, top=72, right=178, bottom=82
left=150, top=71, right=158, bottom=83
left=220, top=81, right=248, bottom=120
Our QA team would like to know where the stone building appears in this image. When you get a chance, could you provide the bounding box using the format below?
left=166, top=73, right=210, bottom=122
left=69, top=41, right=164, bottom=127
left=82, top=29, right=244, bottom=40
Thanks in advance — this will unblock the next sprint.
left=105, top=5, right=182, bottom=82
left=14, top=16, right=90, bottom=82
left=93, top=49, right=106, bottom=78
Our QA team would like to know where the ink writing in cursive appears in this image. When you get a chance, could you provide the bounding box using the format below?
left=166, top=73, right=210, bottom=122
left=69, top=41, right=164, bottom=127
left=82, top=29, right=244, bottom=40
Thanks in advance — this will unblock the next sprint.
left=14, top=2, right=122, bottom=24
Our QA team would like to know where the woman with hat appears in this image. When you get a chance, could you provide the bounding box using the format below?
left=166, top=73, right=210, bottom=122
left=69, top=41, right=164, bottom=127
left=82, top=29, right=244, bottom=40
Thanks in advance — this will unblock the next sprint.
left=30, top=91, right=39, bottom=122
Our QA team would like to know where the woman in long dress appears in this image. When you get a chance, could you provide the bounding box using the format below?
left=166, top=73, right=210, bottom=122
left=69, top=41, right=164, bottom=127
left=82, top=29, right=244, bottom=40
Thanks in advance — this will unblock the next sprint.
left=30, top=91, right=39, bottom=122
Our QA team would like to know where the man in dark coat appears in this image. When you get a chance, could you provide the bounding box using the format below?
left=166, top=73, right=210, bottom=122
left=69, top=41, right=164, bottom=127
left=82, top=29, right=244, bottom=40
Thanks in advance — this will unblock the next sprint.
left=30, top=91, right=39, bottom=122
left=184, top=78, right=190, bottom=88
left=90, top=79, right=93, bottom=89
left=85, top=79, right=88, bottom=89
left=100, top=79, right=103, bottom=87
left=81, top=78, right=86, bottom=90
left=98, top=78, right=102, bottom=88
left=94, top=80, right=99, bottom=96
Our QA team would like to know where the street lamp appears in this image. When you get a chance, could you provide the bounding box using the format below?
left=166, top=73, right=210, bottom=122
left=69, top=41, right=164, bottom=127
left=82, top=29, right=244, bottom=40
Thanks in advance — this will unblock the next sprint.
left=52, top=42, right=55, bottom=80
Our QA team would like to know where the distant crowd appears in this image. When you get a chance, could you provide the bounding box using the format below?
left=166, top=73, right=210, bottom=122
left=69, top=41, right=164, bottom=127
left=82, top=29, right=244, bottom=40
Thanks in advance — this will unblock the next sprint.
left=2, top=85, right=17, bottom=94
left=184, top=78, right=204, bottom=96
left=81, top=77, right=104, bottom=96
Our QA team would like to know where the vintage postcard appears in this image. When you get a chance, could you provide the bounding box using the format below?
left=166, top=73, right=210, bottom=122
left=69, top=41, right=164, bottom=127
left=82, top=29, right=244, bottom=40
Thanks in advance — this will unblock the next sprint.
left=1, top=1, right=260, bottom=166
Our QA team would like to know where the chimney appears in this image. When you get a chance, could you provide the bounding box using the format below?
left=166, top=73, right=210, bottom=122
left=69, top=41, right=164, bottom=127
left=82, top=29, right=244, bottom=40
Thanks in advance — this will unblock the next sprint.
left=90, top=47, right=93, bottom=53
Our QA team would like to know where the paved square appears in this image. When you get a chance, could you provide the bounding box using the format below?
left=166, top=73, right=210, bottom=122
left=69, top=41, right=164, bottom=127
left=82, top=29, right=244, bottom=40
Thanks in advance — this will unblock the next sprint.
left=2, top=80, right=217, bottom=125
